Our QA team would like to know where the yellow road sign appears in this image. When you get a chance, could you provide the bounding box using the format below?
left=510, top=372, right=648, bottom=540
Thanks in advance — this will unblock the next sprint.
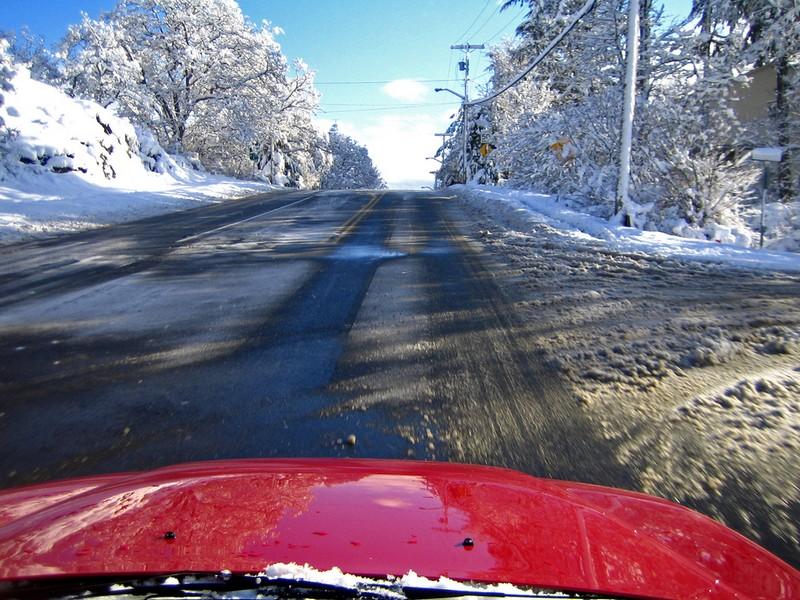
left=549, top=137, right=576, bottom=163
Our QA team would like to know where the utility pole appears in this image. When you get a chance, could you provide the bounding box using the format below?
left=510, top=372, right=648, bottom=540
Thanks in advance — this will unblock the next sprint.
left=450, top=43, right=483, bottom=184
left=433, top=133, right=451, bottom=188
left=615, top=0, right=640, bottom=218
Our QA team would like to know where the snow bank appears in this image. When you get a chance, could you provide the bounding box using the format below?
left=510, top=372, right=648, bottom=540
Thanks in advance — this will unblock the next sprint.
left=0, top=59, right=272, bottom=244
left=457, top=185, right=800, bottom=272
left=756, top=200, right=800, bottom=253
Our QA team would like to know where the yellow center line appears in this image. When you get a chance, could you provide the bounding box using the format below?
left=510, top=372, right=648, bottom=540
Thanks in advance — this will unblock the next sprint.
left=330, top=192, right=385, bottom=242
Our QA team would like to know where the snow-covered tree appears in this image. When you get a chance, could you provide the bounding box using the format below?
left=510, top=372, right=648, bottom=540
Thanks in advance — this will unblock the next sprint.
left=695, top=0, right=800, bottom=203
left=320, top=125, right=384, bottom=190
left=54, top=0, right=327, bottom=186
left=0, top=37, right=16, bottom=182
left=5, top=29, right=60, bottom=83
left=466, top=0, right=795, bottom=238
left=477, top=0, right=631, bottom=210
left=435, top=103, right=498, bottom=186
left=0, top=38, right=15, bottom=131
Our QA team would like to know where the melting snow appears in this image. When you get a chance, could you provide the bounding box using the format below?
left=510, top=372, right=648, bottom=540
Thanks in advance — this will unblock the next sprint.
left=457, top=185, right=800, bottom=272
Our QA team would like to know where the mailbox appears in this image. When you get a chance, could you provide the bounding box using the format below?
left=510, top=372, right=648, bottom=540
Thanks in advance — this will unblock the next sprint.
left=751, top=147, right=784, bottom=162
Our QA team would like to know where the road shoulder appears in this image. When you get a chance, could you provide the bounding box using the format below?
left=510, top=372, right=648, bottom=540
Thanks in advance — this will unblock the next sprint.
left=446, top=189, right=800, bottom=568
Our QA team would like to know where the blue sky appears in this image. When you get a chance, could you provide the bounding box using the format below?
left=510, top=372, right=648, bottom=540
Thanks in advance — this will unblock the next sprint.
left=1, top=0, right=692, bottom=188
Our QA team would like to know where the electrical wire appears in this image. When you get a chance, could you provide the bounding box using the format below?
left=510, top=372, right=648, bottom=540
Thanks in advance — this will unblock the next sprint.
left=315, top=78, right=460, bottom=85
left=453, top=0, right=494, bottom=44
left=483, top=8, right=526, bottom=43
left=467, top=0, right=597, bottom=107
left=320, top=102, right=444, bottom=106
left=319, top=102, right=459, bottom=114
left=468, top=3, right=505, bottom=40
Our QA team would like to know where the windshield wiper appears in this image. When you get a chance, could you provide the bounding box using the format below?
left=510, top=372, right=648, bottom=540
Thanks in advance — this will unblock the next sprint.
left=2, top=572, right=615, bottom=600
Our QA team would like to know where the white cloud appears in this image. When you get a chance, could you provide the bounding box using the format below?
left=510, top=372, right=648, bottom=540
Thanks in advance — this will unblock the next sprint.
left=381, top=79, right=429, bottom=103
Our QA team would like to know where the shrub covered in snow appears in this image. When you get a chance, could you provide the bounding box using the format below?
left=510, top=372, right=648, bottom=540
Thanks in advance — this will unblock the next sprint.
left=759, top=201, right=800, bottom=253
left=0, top=58, right=191, bottom=184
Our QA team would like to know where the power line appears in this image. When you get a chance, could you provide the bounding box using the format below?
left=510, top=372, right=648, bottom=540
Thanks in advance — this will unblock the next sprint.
left=321, top=102, right=442, bottom=107
left=469, top=3, right=504, bottom=40
left=454, top=0, right=494, bottom=44
left=319, top=102, right=459, bottom=114
left=483, top=8, right=526, bottom=43
left=467, top=0, right=597, bottom=107
left=315, top=78, right=460, bottom=85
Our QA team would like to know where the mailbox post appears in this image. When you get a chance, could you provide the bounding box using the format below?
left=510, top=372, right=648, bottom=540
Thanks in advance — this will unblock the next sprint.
left=750, top=147, right=784, bottom=248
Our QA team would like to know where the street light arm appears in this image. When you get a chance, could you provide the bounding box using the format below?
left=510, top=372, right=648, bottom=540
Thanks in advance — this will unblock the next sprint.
left=434, top=87, right=466, bottom=101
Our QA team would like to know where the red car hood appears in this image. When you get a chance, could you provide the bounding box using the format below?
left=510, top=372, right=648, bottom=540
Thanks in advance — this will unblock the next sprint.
left=0, top=459, right=796, bottom=599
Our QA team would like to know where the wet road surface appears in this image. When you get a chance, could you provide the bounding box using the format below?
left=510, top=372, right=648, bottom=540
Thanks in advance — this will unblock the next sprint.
left=0, top=190, right=630, bottom=491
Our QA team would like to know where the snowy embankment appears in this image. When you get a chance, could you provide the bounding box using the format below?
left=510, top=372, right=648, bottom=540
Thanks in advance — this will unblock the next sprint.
left=456, top=185, right=800, bottom=272
left=0, top=63, right=272, bottom=245
left=451, top=185, right=800, bottom=563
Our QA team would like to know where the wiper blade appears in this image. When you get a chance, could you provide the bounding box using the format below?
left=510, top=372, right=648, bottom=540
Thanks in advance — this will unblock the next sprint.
left=4, top=572, right=614, bottom=600
left=401, top=587, right=569, bottom=599
left=4, top=573, right=401, bottom=600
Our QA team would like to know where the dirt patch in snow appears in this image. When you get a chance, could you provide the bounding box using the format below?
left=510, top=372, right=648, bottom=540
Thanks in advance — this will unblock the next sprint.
left=449, top=192, right=800, bottom=567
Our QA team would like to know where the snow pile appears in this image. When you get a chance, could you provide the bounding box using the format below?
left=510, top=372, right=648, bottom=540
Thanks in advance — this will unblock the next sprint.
left=458, top=185, right=800, bottom=271
left=0, top=56, right=271, bottom=244
left=751, top=200, right=800, bottom=253
left=1, top=62, right=186, bottom=183
left=546, top=313, right=798, bottom=406
left=259, top=563, right=554, bottom=596
left=670, top=218, right=753, bottom=248
left=751, top=324, right=799, bottom=355
left=553, top=325, right=739, bottom=391
left=681, top=327, right=742, bottom=368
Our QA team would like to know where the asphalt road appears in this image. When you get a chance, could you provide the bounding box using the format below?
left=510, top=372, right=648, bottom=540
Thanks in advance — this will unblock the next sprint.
left=0, top=190, right=632, bottom=491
